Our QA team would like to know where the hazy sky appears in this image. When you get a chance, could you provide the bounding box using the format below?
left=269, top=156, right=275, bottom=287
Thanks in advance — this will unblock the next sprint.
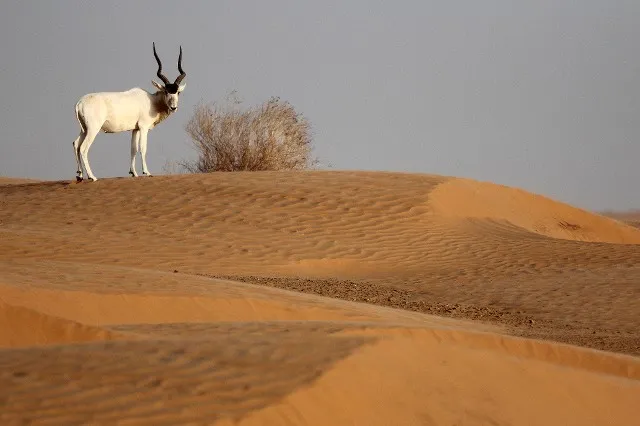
left=1, top=1, right=638, bottom=211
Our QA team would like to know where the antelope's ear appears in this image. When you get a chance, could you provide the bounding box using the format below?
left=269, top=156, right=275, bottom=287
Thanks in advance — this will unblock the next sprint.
left=151, top=80, right=164, bottom=91
left=177, top=83, right=186, bottom=93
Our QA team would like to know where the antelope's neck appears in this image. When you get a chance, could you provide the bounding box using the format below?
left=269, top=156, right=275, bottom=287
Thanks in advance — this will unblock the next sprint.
left=151, top=93, right=171, bottom=127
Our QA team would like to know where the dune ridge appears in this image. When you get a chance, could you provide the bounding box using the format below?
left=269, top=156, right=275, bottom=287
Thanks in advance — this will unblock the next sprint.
left=0, top=300, right=123, bottom=347
left=1, top=170, right=638, bottom=424
left=430, top=177, right=640, bottom=243
left=2, top=278, right=637, bottom=380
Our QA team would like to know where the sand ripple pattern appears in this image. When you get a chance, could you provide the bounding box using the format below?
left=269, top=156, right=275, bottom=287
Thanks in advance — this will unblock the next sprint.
left=0, top=326, right=371, bottom=425
left=1, top=171, right=639, bottom=354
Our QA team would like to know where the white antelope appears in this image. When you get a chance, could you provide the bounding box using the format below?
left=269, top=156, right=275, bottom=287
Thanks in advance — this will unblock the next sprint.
left=72, top=43, right=187, bottom=182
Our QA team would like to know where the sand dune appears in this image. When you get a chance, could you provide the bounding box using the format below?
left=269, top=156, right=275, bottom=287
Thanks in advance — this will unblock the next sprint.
left=430, top=178, right=640, bottom=243
left=0, top=171, right=638, bottom=424
left=0, top=300, right=121, bottom=348
left=0, top=177, right=42, bottom=186
left=603, top=209, right=640, bottom=229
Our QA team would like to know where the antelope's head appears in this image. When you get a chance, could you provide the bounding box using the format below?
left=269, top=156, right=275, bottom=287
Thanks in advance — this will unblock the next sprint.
left=152, top=42, right=186, bottom=112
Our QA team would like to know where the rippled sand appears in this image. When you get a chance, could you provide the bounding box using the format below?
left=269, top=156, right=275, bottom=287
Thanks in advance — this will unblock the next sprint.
left=1, top=171, right=638, bottom=425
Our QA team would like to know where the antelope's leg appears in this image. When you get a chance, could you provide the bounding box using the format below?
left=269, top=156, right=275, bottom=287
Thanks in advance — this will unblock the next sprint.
left=129, top=130, right=140, bottom=177
left=139, top=129, right=152, bottom=176
left=80, top=128, right=100, bottom=182
left=73, top=131, right=86, bottom=180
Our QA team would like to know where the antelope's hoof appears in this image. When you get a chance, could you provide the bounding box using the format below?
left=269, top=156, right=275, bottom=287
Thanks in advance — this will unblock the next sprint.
left=88, top=177, right=98, bottom=182
left=75, top=176, right=83, bottom=182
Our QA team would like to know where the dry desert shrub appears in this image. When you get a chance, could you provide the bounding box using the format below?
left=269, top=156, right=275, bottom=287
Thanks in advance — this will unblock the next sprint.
left=181, top=94, right=317, bottom=172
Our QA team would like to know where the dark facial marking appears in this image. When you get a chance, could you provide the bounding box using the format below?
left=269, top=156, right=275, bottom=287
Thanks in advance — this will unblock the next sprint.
left=164, top=83, right=179, bottom=94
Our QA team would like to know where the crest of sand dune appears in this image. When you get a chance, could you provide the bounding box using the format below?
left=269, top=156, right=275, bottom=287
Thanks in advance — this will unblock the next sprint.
left=0, top=171, right=638, bottom=425
left=429, top=177, right=640, bottom=243
left=0, top=300, right=123, bottom=347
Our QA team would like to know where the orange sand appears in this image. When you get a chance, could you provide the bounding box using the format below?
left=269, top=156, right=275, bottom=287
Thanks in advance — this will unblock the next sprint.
left=0, top=171, right=638, bottom=425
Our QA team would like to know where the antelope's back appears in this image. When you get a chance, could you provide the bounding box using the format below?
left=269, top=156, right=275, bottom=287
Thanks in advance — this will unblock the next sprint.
left=78, top=89, right=149, bottom=134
